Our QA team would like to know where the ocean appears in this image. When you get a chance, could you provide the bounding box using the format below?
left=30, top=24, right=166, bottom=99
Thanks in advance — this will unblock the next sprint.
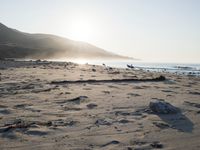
left=73, top=60, right=200, bottom=76
left=23, top=58, right=200, bottom=76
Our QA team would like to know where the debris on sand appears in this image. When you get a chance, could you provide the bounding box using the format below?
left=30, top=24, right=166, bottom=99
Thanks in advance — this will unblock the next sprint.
left=47, top=119, right=78, bottom=127
left=67, top=96, right=88, bottom=104
left=153, top=122, right=171, bottom=129
left=0, top=119, right=35, bottom=133
left=101, top=140, right=120, bottom=147
left=0, top=118, right=79, bottom=133
left=150, top=141, right=163, bottom=149
left=95, top=118, right=112, bottom=126
left=56, top=96, right=88, bottom=105
left=50, top=75, right=166, bottom=84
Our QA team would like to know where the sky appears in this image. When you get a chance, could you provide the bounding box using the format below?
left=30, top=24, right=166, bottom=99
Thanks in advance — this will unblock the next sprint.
left=0, top=0, right=200, bottom=63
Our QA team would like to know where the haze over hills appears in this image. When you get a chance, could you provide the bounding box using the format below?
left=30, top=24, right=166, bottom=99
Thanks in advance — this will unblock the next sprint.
left=0, top=22, right=132, bottom=60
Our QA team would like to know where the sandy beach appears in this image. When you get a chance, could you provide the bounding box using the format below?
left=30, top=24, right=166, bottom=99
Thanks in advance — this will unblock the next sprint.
left=0, top=60, right=200, bottom=150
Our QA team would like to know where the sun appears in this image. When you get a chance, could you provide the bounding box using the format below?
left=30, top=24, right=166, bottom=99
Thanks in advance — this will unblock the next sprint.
left=67, top=18, right=94, bottom=42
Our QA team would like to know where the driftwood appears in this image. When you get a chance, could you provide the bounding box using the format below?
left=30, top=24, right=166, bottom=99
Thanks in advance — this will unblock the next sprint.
left=51, top=75, right=166, bottom=84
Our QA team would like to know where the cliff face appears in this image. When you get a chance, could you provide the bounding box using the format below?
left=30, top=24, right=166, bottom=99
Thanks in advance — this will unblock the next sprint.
left=0, top=23, right=132, bottom=60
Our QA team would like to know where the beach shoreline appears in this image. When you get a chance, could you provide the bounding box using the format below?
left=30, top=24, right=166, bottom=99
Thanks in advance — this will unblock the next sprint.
left=0, top=60, right=200, bottom=150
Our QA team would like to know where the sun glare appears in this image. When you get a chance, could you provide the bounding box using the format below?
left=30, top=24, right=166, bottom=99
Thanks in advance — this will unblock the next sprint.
left=67, top=18, right=94, bottom=42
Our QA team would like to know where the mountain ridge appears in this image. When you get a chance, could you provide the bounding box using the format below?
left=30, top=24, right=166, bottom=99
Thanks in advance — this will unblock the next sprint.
left=0, top=22, right=133, bottom=60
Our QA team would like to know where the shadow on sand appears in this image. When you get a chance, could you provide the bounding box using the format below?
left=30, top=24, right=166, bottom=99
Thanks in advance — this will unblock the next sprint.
left=157, top=110, right=194, bottom=133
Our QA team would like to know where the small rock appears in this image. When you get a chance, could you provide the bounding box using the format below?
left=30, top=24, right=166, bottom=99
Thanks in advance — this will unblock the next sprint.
left=118, top=119, right=129, bottom=124
left=157, top=75, right=166, bottom=81
left=86, top=103, right=97, bottom=109
left=150, top=141, right=163, bottom=149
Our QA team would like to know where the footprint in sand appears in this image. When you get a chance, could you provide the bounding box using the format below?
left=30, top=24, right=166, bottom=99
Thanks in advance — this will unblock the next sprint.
left=0, top=105, right=8, bottom=108
left=189, top=91, right=200, bottom=95
left=151, top=98, right=165, bottom=101
left=130, top=140, right=163, bottom=149
left=13, top=102, right=40, bottom=113
left=0, top=108, right=11, bottom=114
left=133, top=86, right=144, bottom=89
left=184, top=101, right=200, bottom=108
left=14, top=103, right=33, bottom=109
left=25, top=130, right=48, bottom=136
left=118, top=119, right=130, bottom=124
left=62, top=106, right=82, bottom=111
left=102, top=91, right=110, bottom=94
left=108, top=85, right=119, bottom=89
left=83, top=88, right=92, bottom=90
left=161, top=90, right=176, bottom=93
left=127, top=93, right=141, bottom=97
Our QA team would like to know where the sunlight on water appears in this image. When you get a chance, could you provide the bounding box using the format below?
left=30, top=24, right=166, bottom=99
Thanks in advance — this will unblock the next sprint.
left=70, top=59, right=200, bottom=76
left=42, top=58, right=200, bottom=76
left=71, top=59, right=89, bottom=65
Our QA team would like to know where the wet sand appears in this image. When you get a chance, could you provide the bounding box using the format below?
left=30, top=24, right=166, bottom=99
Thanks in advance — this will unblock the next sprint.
left=0, top=60, right=200, bottom=150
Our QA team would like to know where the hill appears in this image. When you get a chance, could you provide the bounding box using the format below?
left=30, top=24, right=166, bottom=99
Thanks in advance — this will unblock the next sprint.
left=0, top=23, right=133, bottom=60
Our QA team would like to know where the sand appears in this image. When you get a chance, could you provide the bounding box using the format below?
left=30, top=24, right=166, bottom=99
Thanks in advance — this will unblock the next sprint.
left=0, top=60, right=200, bottom=150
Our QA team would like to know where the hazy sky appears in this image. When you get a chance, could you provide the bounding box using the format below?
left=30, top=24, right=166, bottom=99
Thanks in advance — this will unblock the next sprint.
left=1, top=0, right=200, bottom=63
